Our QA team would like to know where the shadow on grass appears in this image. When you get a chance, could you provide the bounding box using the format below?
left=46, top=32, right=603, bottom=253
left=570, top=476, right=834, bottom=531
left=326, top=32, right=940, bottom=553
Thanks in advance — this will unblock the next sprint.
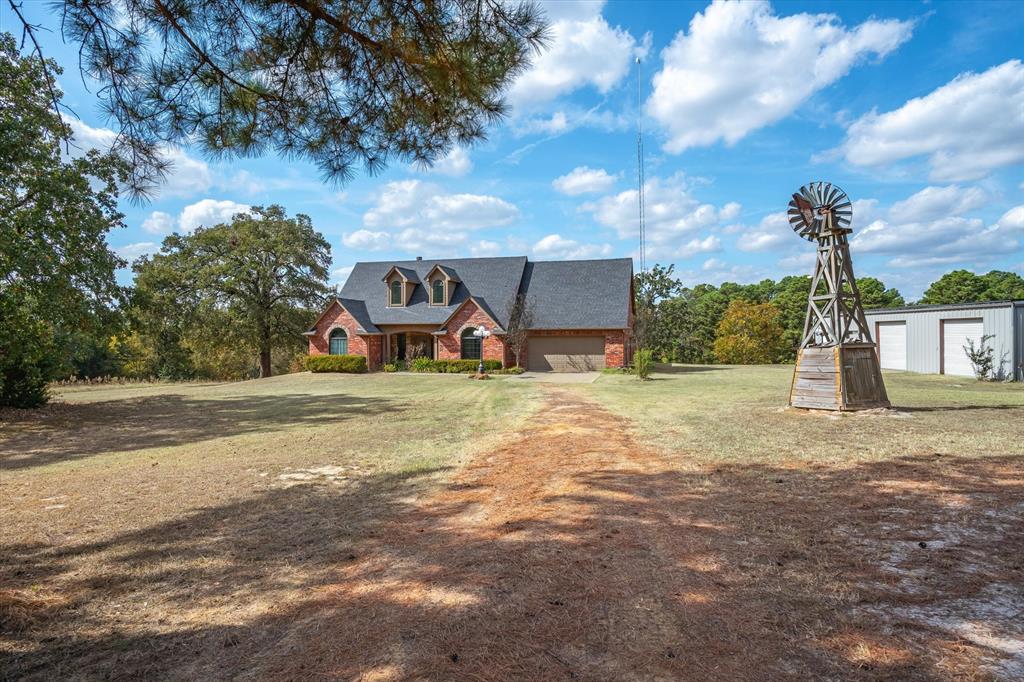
left=2, top=439, right=1021, bottom=679
left=0, top=392, right=398, bottom=470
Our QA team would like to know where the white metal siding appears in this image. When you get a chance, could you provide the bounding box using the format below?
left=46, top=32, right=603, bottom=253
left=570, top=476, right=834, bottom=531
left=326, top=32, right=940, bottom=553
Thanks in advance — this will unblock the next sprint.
left=942, top=319, right=984, bottom=377
left=864, top=304, right=1017, bottom=379
left=877, top=321, right=907, bottom=370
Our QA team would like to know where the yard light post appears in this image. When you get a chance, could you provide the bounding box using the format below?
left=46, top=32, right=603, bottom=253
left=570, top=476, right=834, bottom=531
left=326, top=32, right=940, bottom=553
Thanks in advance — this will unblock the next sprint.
left=473, top=325, right=491, bottom=375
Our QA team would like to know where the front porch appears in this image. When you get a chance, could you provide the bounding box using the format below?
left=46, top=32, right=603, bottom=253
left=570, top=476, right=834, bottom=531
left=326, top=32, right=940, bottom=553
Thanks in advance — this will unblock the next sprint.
left=385, top=330, right=438, bottom=363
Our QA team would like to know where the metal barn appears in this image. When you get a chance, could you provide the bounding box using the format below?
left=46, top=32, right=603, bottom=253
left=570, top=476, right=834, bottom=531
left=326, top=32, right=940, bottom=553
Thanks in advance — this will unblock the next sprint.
left=863, top=300, right=1023, bottom=381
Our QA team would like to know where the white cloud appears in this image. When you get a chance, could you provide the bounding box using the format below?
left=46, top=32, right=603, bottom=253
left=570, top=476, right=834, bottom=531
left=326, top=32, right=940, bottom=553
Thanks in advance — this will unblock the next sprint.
left=470, top=240, right=503, bottom=257
left=141, top=211, right=175, bottom=235
left=552, top=166, right=617, bottom=196
left=508, top=1, right=637, bottom=111
left=140, top=199, right=250, bottom=236
left=580, top=173, right=722, bottom=243
left=330, top=265, right=354, bottom=286
left=342, top=229, right=390, bottom=251
left=888, top=185, right=989, bottom=224
left=363, top=180, right=518, bottom=231
left=719, top=202, right=742, bottom=221
left=115, top=241, right=160, bottom=261
left=647, top=0, right=912, bottom=152
left=678, top=234, right=721, bottom=258
left=702, top=257, right=726, bottom=271
left=395, top=228, right=472, bottom=256
left=421, top=147, right=473, bottom=177
left=65, top=117, right=213, bottom=198
left=735, top=212, right=791, bottom=252
left=840, top=60, right=1024, bottom=181
left=778, top=252, right=816, bottom=272
left=999, top=205, right=1024, bottom=231
left=178, top=199, right=250, bottom=233
left=852, top=211, right=1021, bottom=268
left=532, top=233, right=613, bottom=260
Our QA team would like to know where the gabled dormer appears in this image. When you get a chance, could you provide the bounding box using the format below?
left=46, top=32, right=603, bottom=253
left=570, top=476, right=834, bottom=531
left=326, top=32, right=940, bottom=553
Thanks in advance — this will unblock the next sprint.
left=382, top=266, right=420, bottom=307
left=425, top=264, right=461, bottom=306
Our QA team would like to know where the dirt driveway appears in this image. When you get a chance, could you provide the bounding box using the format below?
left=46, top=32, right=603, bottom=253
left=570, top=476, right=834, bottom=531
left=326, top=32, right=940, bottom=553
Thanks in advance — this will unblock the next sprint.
left=255, top=387, right=1022, bottom=680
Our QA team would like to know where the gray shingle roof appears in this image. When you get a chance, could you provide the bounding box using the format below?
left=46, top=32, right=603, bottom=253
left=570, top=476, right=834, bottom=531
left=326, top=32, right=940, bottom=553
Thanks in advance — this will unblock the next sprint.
left=522, top=258, right=633, bottom=329
left=333, top=256, right=633, bottom=332
left=340, top=257, right=528, bottom=327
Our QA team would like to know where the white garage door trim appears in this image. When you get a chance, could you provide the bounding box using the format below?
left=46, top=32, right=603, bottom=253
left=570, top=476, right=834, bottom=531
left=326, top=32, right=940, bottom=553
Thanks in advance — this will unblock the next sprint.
left=942, top=318, right=984, bottom=377
left=877, top=321, right=907, bottom=370
left=527, top=336, right=606, bottom=372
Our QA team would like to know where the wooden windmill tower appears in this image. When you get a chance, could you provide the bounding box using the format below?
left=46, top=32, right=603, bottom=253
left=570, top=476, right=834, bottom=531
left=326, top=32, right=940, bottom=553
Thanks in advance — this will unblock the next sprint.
left=787, top=181, right=890, bottom=411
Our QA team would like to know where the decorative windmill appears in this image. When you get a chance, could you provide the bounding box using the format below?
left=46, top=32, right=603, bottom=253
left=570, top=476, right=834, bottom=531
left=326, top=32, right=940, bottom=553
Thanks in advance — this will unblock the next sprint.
left=787, top=181, right=890, bottom=411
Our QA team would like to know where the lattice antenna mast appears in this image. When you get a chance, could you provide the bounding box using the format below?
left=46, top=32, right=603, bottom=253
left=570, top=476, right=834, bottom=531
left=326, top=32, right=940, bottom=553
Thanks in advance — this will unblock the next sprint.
left=635, top=56, right=646, bottom=273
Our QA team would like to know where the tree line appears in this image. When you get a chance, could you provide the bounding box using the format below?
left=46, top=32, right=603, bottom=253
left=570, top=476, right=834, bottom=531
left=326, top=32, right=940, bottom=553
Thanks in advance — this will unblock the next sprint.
left=633, top=265, right=1023, bottom=365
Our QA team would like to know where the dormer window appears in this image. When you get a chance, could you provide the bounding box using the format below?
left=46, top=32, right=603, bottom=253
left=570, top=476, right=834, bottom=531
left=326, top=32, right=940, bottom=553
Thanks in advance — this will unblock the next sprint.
left=425, top=264, right=460, bottom=307
left=390, top=280, right=403, bottom=306
left=382, top=265, right=419, bottom=307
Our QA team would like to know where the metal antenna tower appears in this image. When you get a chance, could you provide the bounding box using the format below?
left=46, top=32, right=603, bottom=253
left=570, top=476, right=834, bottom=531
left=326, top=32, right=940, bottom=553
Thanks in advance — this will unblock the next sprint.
left=635, top=56, right=646, bottom=273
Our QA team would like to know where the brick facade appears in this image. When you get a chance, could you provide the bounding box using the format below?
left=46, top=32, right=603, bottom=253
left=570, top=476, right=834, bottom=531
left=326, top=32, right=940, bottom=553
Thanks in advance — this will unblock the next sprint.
left=306, top=300, right=630, bottom=372
left=307, top=301, right=383, bottom=370
left=436, top=300, right=507, bottom=364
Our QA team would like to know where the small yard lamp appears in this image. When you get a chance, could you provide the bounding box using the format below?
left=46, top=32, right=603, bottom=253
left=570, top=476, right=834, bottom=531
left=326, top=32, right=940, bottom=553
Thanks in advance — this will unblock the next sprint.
left=473, top=325, right=491, bottom=374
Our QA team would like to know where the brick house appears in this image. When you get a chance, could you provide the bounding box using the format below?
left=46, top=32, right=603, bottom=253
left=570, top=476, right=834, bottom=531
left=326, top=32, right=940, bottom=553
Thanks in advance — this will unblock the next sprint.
left=305, top=256, right=634, bottom=372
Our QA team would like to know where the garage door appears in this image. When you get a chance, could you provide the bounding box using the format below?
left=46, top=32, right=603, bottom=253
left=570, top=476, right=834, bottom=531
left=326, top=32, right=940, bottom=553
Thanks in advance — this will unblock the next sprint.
left=942, top=318, right=984, bottom=377
left=527, top=336, right=606, bottom=372
left=877, top=321, right=907, bottom=370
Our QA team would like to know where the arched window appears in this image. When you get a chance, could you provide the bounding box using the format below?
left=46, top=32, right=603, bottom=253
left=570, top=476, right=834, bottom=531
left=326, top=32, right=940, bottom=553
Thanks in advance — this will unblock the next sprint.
left=390, top=280, right=403, bottom=306
left=329, top=328, right=348, bottom=355
left=432, top=279, right=445, bottom=305
left=460, top=327, right=481, bottom=360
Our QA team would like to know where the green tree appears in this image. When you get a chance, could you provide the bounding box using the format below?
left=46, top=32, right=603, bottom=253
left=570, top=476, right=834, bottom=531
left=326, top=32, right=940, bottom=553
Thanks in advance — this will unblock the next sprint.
left=13, top=0, right=547, bottom=196
left=920, top=270, right=988, bottom=304
left=770, top=275, right=813, bottom=361
left=712, top=300, right=786, bottom=364
left=134, top=206, right=330, bottom=378
left=979, top=270, right=1024, bottom=301
left=0, top=33, right=128, bottom=406
left=855, top=277, right=905, bottom=309
left=633, top=264, right=683, bottom=351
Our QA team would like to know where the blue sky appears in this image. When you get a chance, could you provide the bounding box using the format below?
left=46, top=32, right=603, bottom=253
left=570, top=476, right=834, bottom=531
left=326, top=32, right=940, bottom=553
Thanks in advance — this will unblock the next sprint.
left=6, top=0, right=1023, bottom=299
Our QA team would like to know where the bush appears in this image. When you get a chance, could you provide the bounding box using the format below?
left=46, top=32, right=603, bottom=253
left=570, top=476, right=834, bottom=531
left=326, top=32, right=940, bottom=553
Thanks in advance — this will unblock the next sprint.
left=964, top=334, right=996, bottom=381
left=634, top=349, right=653, bottom=380
left=406, top=358, right=501, bottom=373
left=492, top=366, right=525, bottom=375
left=305, top=354, right=368, bottom=373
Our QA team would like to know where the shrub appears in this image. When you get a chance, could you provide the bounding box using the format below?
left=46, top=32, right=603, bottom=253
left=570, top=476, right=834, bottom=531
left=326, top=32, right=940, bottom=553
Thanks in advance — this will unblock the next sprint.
left=634, top=349, right=653, bottom=380
left=406, top=358, right=501, bottom=373
left=409, top=357, right=435, bottom=372
left=0, top=296, right=59, bottom=408
left=382, top=363, right=398, bottom=372
left=492, top=366, right=525, bottom=375
left=305, top=354, right=367, bottom=373
left=964, top=334, right=996, bottom=381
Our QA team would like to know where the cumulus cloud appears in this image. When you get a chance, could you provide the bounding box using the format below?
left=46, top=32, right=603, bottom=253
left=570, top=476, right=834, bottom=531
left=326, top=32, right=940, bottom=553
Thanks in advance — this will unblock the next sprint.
left=580, top=173, right=731, bottom=246
left=363, top=180, right=519, bottom=231
left=840, top=60, right=1024, bottom=181
left=330, top=265, right=354, bottom=286
left=342, top=229, right=390, bottom=251
left=677, top=234, right=721, bottom=258
left=470, top=240, right=503, bottom=257
left=421, top=147, right=473, bottom=177
left=65, top=117, right=213, bottom=198
left=888, top=185, right=989, bottom=224
left=552, top=166, right=617, bottom=196
left=140, top=199, right=250, bottom=236
left=647, top=0, right=912, bottom=152
left=532, top=233, right=613, bottom=260
left=115, top=241, right=160, bottom=262
left=507, top=1, right=637, bottom=112
left=735, top=212, right=791, bottom=252
left=178, top=199, right=251, bottom=233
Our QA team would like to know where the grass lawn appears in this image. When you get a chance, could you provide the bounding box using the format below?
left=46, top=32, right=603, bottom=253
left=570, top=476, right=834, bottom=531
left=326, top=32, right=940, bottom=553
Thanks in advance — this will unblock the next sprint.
left=585, top=364, right=1024, bottom=463
left=1, top=367, right=1021, bottom=679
